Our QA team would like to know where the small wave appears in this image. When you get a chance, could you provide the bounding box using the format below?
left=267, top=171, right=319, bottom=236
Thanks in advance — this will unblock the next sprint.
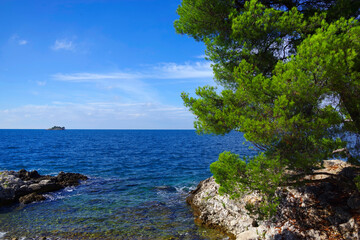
left=154, top=185, right=193, bottom=206
left=154, top=184, right=195, bottom=196
left=64, top=186, right=75, bottom=192
left=175, top=186, right=192, bottom=194
left=42, top=186, right=78, bottom=201
left=189, top=185, right=196, bottom=191
left=43, top=193, right=65, bottom=201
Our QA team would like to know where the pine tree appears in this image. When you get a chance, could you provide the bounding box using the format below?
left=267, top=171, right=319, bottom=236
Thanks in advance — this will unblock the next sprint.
left=175, top=0, right=360, bottom=217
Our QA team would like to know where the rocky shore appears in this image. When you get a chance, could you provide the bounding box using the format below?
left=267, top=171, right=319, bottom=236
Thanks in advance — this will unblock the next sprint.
left=0, top=169, right=88, bottom=207
left=187, top=160, right=360, bottom=239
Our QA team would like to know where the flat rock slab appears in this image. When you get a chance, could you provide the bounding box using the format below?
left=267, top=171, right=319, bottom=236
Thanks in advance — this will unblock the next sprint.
left=0, top=169, right=88, bottom=207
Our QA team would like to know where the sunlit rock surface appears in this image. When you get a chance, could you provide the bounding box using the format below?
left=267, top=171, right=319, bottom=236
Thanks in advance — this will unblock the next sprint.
left=187, top=160, right=360, bottom=239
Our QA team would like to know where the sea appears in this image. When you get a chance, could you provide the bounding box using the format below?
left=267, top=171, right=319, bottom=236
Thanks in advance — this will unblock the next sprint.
left=0, top=130, right=256, bottom=239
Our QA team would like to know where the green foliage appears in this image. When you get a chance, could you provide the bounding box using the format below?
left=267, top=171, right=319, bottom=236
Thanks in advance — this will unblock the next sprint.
left=354, top=175, right=360, bottom=192
left=210, top=152, right=283, bottom=218
left=176, top=0, right=360, bottom=218
left=210, top=152, right=283, bottom=197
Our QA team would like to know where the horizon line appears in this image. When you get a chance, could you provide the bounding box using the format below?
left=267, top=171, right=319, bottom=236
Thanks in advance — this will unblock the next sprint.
left=0, top=128, right=196, bottom=130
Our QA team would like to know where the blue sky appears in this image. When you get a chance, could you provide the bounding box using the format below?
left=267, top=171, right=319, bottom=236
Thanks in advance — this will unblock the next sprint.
left=0, top=0, right=213, bottom=129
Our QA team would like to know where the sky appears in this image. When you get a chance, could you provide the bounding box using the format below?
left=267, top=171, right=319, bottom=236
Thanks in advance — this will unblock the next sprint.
left=0, top=0, right=214, bottom=129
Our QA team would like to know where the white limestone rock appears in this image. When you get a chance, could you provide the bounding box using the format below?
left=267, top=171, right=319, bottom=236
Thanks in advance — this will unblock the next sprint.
left=187, top=160, right=360, bottom=239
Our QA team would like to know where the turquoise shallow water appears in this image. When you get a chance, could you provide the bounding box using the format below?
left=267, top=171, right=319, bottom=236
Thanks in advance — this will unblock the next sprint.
left=0, top=130, right=255, bottom=239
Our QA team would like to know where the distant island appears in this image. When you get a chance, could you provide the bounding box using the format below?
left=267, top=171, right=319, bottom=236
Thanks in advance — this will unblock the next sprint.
left=47, top=126, right=65, bottom=130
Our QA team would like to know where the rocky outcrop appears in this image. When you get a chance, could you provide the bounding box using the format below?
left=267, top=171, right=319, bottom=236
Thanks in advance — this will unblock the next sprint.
left=0, top=169, right=87, bottom=207
left=187, top=160, right=360, bottom=239
left=47, top=126, right=65, bottom=130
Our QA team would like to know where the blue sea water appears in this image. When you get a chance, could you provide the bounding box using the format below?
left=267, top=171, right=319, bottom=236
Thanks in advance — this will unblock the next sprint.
left=0, top=130, right=255, bottom=239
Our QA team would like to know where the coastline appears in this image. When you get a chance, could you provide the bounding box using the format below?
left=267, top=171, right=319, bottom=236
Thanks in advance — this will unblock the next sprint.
left=0, top=130, right=243, bottom=239
left=187, top=160, right=360, bottom=239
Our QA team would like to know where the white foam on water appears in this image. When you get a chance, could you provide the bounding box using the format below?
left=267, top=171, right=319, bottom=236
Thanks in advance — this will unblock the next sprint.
left=42, top=185, right=81, bottom=202
left=43, top=193, right=65, bottom=201
left=175, top=186, right=191, bottom=194
left=153, top=184, right=194, bottom=207
left=64, top=186, right=75, bottom=192
left=0, top=233, right=28, bottom=240
left=0, top=232, right=7, bottom=239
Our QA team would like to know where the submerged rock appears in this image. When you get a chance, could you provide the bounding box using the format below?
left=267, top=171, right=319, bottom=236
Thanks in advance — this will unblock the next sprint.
left=0, top=169, right=88, bottom=207
left=154, top=185, right=177, bottom=192
left=19, top=192, right=46, bottom=204
left=187, top=160, right=360, bottom=239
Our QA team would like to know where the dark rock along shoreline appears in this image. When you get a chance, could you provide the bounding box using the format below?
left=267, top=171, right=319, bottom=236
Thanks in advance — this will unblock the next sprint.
left=0, top=169, right=88, bottom=207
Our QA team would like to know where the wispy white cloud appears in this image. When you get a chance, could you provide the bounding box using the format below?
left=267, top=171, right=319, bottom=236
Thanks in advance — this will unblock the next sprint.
left=0, top=61, right=210, bottom=129
left=23, top=61, right=213, bottom=129
left=18, top=40, right=28, bottom=45
left=9, top=35, right=28, bottom=45
left=51, top=61, right=213, bottom=104
left=51, top=39, right=74, bottom=51
left=53, top=72, right=157, bottom=103
left=52, top=72, right=141, bottom=82
left=0, top=101, right=194, bottom=129
left=52, top=61, right=213, bottom=82
left=36, top=81, right=47, bottom=86
left=195, top=54, right=207, bottom=59
left=154, top=62, right=213, bottom=79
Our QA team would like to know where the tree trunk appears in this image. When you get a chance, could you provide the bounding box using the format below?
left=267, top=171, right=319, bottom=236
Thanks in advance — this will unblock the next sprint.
left=340, top=92, right=360, bottom=134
